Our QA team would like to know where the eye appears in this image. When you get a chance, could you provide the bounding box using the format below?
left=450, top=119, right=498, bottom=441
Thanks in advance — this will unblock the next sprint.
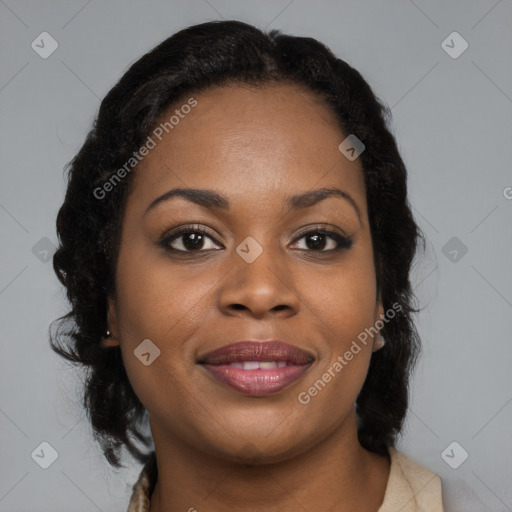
left=160, top=224, right=353, bottom=254
left=161, top=225, right=222, bottom=252
left=291, top=228, right=353, bottom=252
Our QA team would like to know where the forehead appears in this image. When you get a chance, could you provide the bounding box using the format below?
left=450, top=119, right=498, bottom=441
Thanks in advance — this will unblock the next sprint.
left=127, top=83, right=367, bottom=217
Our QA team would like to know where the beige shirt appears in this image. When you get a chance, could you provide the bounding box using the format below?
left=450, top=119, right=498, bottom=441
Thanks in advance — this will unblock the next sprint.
left=127, top=447, right=443, bottom=511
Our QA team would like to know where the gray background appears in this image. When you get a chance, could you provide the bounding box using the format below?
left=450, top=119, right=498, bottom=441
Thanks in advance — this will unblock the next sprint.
left=1, top=0, right=511, bottom=510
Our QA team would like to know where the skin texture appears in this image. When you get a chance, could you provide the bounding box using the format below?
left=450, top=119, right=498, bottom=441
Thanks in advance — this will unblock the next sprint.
left=105, top=83, right=390, bottom=511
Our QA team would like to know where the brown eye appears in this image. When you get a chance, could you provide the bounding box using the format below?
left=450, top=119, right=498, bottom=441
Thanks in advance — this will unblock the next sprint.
left=161, top=226, right=222, bottom=252
left=292, top=229, right=353, bottom=252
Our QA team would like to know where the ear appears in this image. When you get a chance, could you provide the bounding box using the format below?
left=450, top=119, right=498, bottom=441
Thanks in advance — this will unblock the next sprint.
left=101, top=296, right=120, bottom=348
left=372, top=297, right=385, bottom=352
left=374, top=299, right=385, bottom=325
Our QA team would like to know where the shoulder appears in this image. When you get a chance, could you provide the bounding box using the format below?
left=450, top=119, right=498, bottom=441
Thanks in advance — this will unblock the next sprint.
left=378, top=447, right=444, bottom=512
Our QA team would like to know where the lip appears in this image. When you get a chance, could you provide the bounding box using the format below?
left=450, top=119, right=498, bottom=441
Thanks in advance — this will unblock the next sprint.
left=198, top=341, right=314, bottom=396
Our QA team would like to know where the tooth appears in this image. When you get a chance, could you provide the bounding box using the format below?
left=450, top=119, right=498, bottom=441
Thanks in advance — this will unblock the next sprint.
left=230, top=362, right=244, bottom=369
left=277, top=361, right=287, bottom=368
left=243, top=361, right=260, bottom=370
left=259, top=361, right=278, bottom=369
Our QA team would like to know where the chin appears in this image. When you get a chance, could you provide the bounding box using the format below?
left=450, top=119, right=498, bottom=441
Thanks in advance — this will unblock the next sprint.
left=200, top=427, right=316, bottom=466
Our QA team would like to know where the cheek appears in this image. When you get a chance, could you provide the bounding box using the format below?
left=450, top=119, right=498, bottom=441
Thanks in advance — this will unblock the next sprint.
left=114, top=245, right=210, bottom=345
left=112, top=247, right=208, bottom=399
left=112, top=255, right=200, bottom=416
left=308, top=248, right=378, bottom=339
left=297, top=282, right=375, bottom=416
left=296, top=248, right=377, bottom=402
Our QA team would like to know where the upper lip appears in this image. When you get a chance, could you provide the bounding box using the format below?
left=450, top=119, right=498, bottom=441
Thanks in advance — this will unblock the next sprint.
left=198, top=341, right=315, bottom=365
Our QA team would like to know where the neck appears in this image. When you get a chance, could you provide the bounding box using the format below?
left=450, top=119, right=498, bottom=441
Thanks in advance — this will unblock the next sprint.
left=148, top=411, right=390, bottom=512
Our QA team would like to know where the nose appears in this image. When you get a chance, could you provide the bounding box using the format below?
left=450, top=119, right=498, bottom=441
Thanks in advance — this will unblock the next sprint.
left=217, top=243, right=301, bottom=319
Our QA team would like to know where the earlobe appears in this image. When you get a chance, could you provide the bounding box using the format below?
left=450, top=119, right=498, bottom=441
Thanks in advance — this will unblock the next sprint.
left=377, top=302, right=385, bottom=321
left=101, top=297, right=120, bottom=348
left=374, top=299, right=385, bottom=325
left=372, top=332, right=386, bottom=352
left=101, top=334, right=119, bottom=348
left=372, top=300, right=386, bottom=353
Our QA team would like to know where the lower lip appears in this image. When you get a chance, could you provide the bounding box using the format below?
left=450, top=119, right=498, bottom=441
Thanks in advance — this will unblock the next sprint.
left=200, top=363, right=313, bottom=396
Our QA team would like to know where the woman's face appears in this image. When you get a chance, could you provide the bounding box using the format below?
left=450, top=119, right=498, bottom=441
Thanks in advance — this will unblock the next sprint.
left=107, top=83, right=384, bottom=463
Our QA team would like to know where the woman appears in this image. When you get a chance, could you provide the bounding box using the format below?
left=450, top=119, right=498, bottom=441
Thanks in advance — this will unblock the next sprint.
left=51, top=20, right=444, bottom=511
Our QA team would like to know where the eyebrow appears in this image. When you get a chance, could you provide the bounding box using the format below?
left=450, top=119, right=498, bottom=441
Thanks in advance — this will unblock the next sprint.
left=144, top=186, right=361, bottom=222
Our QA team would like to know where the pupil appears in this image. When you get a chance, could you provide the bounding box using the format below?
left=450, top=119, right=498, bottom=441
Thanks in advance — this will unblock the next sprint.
left=307, top=234, right=325, bottom=250
left=184, top=233, right=203, bottom=250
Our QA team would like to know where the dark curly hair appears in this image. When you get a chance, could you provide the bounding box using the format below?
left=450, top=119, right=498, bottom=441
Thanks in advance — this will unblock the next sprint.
left=50, top=19, right=424, bottom=469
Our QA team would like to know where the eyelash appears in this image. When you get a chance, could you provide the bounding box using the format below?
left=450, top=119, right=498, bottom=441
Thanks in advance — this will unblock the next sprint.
left=159, top=224, right=353, bottom=255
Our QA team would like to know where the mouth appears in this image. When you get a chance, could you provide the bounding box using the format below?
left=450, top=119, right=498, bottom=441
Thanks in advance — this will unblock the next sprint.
left=197, top=340, right=315, bottom=396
